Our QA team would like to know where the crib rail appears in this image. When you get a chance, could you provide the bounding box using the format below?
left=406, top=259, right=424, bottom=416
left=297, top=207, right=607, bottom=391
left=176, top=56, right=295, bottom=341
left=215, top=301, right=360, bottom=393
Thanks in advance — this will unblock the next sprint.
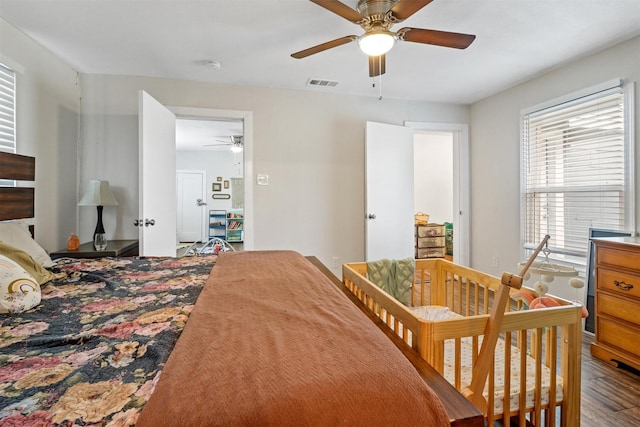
left=342, top=259, right=582, bottom=427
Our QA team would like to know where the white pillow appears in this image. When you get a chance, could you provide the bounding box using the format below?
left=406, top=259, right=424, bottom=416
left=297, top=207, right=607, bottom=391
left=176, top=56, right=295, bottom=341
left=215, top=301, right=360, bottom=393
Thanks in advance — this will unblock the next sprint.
left=0, top=221, right=54, bottom=268
left=0, top=254, right=42, bottom=314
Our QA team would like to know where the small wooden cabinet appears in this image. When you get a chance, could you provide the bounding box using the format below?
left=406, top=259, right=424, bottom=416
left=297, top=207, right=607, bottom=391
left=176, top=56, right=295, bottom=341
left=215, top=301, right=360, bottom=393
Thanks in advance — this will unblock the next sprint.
left=591, top=236, right=640, bottom=371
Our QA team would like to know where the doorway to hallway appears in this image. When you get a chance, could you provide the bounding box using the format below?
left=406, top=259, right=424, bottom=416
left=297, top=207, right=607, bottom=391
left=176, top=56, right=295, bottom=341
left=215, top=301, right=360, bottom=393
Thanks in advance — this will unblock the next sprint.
left=175, top=117, right=245, bottom=250
left=170, top=105, right=254, bottom=251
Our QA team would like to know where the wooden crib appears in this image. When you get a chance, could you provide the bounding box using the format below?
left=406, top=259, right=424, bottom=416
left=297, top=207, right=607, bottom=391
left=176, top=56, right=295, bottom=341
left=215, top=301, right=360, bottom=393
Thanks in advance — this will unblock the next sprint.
left=343, top=258, right=582, bottom=426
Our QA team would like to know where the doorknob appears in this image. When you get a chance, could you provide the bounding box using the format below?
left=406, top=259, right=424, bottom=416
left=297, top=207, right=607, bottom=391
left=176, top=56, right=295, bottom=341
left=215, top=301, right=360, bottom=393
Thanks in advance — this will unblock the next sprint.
left=145, top=218, right=156, bottom=227
left=133, top=219, right=144, bottom=227
left=367, top=213, right=376, bottom=220
left=197, top=198, right=207, bottom=206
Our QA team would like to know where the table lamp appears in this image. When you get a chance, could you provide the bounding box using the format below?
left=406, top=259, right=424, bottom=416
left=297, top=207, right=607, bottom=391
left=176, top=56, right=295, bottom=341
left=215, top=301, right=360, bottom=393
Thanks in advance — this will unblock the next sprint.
left=78, top=180, right=118, bottom=250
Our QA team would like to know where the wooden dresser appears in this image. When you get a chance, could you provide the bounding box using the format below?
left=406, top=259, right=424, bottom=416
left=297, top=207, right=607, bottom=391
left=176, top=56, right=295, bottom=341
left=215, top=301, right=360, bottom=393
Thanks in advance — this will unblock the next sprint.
left=591, top=236, right=640, bottom=371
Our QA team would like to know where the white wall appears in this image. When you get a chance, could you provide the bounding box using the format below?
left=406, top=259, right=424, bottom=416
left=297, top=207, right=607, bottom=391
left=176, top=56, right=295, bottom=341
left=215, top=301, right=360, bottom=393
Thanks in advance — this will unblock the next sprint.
left=176, top=149, right=242, bottom=212
left=79, top=74, right=469, bottom=274
left=414, top=132, right=454, bottom=225
left=470, top=35, right=640, bottom=302
left=0, top=18, right=80, bottom=251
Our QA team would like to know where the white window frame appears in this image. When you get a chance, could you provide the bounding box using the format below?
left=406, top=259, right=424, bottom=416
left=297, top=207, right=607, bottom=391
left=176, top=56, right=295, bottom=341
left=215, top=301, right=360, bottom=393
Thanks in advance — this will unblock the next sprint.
left=520, top=79, right=635, bottom=267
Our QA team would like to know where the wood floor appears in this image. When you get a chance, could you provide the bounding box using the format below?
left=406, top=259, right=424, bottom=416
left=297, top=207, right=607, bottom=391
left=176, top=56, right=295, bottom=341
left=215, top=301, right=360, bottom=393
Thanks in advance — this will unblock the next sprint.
left=580, top=332, right=640, bottom=426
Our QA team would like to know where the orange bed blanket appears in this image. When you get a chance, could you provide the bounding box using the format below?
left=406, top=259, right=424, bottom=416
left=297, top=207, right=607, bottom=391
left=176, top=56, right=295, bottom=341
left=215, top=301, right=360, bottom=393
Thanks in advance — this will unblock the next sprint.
left=138, top=250, right=448, bottom=426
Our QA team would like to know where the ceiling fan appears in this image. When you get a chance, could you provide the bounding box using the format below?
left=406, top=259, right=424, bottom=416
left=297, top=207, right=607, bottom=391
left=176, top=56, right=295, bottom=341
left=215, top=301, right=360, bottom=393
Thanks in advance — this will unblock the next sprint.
left=204, top=135, right=244, bottom=152
left=291, top=0, right=476, bottom=77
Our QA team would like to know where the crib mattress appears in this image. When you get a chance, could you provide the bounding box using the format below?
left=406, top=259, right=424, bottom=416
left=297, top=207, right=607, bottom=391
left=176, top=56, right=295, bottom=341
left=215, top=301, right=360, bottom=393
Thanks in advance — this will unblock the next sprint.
left=410, top=305, right=563, bottom=415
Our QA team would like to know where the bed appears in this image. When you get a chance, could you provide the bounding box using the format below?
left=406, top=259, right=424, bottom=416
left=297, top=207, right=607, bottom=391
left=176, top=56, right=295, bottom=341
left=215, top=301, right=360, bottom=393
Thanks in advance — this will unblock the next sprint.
left=1, top=152, right=482, bottom=426
left=343, top=258, right=583, bottom=426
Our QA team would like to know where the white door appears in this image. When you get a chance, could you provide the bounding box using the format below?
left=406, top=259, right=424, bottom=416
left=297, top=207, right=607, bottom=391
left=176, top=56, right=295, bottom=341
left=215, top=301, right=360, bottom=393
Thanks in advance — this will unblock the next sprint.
left=138, top=90, right=177, bottom=256
left=365, top=121, right=415, bottom=261
left=176, top=170, right=206, bottom=243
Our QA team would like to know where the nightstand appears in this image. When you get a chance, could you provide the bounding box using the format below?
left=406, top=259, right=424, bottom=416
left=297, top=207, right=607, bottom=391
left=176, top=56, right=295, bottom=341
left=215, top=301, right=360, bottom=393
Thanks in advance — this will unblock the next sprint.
left=50, top=239, right=139, bottom=259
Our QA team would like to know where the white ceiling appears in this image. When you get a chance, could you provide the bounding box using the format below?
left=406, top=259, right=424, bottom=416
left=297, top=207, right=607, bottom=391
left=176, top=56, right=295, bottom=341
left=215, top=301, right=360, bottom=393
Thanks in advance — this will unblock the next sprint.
left=1, top=0, right=639, bottom=105
left=176, top=118, right=243, bottom=151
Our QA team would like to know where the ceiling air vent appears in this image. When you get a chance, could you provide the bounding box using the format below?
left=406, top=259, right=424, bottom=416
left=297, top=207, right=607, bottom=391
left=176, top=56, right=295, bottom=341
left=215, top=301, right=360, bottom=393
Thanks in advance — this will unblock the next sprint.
left=306, top=78, right=339, bottom=87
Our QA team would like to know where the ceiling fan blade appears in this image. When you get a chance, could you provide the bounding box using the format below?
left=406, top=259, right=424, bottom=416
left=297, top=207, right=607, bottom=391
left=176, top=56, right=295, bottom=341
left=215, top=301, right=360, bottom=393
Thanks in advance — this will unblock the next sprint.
left=310, top=0, right=363, bottom=23
left=398, top=28, right=476, bottom=49
left=291, top=35, right=357, bottom=59
left=369, top=54, right=386, bottom=77
left=390, top=0, right=434, bottom=21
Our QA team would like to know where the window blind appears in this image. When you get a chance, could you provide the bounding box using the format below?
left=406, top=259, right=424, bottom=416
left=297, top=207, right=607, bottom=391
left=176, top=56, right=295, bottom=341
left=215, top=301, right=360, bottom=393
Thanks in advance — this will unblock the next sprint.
left=0, top=63, right=16, bottom=153
left=0, top=63, right=16, bottom=187
left=522, top=88, right=627, bottom=260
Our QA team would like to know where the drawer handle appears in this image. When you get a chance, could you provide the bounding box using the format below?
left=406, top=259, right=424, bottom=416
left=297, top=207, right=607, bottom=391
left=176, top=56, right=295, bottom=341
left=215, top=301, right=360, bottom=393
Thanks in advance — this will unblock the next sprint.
left=613, top=280, right=634, bottom=291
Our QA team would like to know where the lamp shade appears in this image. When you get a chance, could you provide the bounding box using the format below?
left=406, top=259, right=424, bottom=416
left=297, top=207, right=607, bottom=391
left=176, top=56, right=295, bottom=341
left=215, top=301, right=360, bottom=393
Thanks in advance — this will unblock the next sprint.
left=78, top=180, right=118, bottom=206
left=358, top=31, right=395, bottom=56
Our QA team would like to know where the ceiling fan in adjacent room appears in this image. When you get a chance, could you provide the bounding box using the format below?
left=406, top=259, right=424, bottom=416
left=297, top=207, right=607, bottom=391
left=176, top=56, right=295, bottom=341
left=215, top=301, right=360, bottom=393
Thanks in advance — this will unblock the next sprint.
left=291, top=0, right=476, bottom=77
left=204, top=135, right=244, bottom=152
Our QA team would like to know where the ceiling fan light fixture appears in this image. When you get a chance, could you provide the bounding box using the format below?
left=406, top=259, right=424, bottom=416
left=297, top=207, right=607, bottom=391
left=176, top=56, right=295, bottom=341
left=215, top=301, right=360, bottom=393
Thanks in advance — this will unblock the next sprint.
left=358, top=30, right=395, bottom=56
left=230, top=142, right=243, bottom=153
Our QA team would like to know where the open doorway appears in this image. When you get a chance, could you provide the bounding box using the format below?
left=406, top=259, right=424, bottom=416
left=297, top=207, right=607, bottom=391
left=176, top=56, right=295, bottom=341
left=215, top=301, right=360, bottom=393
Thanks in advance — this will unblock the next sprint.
left=407, top=121, right=469, bottom=266
left=175, top=117, right=245, bottom=251
left=414, top=130, right=454, bottom=260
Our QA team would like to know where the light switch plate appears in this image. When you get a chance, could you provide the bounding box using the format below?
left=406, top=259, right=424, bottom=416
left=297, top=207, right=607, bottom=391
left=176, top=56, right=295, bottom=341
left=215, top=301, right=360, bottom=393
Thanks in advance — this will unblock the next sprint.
left=257, top=174, right=270, bottom=186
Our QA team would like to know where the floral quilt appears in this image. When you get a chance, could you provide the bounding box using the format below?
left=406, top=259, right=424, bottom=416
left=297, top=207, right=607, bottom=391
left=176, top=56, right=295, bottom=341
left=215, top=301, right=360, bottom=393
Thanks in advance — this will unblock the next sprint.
left=0, top=255, right=216, bottom=426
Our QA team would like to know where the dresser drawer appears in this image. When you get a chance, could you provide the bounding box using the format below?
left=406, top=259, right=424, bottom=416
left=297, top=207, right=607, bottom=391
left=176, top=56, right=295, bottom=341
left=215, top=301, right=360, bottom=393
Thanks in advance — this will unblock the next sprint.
left=416, top=236, right=445, bottom=248
left=416, top=224, right=445, bottom=238
left=597, top=246, right=640, bottom=272
left=597, top=267, right=640, bottom=299
left=597, top=293, right=640, bottom=327
left=416, top=247, right=445, bottom=258
left=597, top=317, right=640, bottom=357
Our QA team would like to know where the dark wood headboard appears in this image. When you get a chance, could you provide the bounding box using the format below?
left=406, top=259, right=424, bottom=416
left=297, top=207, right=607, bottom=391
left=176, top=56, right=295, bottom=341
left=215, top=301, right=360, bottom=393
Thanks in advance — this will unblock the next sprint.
left=0, top=151, right=36, bottom=222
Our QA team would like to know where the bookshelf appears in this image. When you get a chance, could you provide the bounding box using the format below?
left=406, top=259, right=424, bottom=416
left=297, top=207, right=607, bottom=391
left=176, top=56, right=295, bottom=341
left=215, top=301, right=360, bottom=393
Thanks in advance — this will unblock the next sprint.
left=209, top=210, right=227, bottom=240
left=226, top=210, right=244, bottom=243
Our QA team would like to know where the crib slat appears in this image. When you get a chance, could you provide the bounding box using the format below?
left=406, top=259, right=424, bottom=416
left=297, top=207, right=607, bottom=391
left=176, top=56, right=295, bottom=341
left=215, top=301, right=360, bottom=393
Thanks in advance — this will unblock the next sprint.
left=534, top=327, right=543, bottom=425
left=454, top=338, right=462, bottom=389
left=503, top=330, right=512, bottom=424
left=547, top=326, right=558, bottom=427
left=464, top=278, right=471, bottom=316
left=519, top=329, right=527, bottom=426
left=474, top=282, right=480, bottom=316
left=487, top=351, right=495, bottom=422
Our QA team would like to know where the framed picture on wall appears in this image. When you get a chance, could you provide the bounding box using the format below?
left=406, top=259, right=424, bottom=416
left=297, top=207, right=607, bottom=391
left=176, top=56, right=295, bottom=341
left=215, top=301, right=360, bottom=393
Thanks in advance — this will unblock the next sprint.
left=212, top=183, right=222, bottom=191
left=224, top=180, right=229, bottom=189
left=216, top=176, right=222, bottom=182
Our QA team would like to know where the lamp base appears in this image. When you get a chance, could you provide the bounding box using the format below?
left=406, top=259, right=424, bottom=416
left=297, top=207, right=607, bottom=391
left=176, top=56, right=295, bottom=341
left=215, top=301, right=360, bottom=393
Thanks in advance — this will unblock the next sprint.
left=93, top=205, right=107, bottom=250
left=94, top=233, right=107, bottom=251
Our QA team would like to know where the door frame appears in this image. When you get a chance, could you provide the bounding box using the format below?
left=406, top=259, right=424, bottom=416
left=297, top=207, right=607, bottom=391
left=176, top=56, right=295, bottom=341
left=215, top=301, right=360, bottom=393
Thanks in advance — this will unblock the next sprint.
left=169, top=106, right=254, bottom=250
left=176, top=169, right=207, bottom=243
left=405, top=121, right=470, bottom=266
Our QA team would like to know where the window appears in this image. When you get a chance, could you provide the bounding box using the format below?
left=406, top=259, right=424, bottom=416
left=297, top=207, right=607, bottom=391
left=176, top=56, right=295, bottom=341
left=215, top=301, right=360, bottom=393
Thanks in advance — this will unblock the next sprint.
left=0, top=62, right=16, bottom=153
left=521, top=80, right=634, bottom=265
left=0, top=62, right=16, bottom=186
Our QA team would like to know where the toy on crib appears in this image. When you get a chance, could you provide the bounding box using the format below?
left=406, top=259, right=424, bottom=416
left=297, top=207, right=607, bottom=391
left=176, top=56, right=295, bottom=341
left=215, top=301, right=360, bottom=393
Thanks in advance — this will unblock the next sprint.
left=514, top=237, right=588, bottom=317
left=512, top=275, right=588, bottom=317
